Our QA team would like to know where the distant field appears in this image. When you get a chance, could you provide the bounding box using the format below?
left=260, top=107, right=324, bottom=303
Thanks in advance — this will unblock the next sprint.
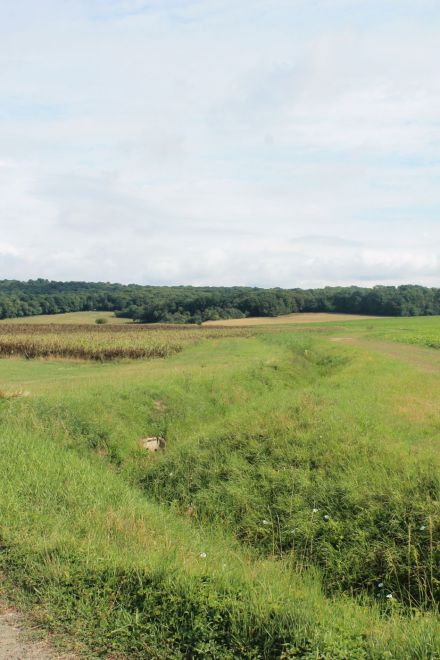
left=203, top=312, right=380, bottom=326
left=0, top=311, right=131, bottom=325
left=351, top=315, right=440, bottom=349
left=0, top=310, right=381, bottom=328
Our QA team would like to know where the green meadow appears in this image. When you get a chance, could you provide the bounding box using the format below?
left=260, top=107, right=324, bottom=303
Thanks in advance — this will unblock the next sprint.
left=0, top=315, right=439, bottom=658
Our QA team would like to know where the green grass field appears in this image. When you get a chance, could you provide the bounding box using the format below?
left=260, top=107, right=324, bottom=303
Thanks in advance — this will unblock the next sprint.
left=0, top=314, right=439, bottom=657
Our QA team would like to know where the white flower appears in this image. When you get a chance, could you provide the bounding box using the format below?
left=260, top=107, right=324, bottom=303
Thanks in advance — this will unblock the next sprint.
left=378, top=582, right=384, bottom=588
left=323, top=514, right=330, bottom=520
left=312, top=508, right=319, bottom=513
left=199, top=552, right=207, bottom=559
left=386, top=593, right=393, bottom=599
left=420, top=525, right=426, bottom=531
left=169, top=472, right=173, bottom=477
left=262, top=519, right=270, bottom=525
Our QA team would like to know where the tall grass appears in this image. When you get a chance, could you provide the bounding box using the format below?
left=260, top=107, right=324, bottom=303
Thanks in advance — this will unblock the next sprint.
left=1, top=402, right=438, bottom=658
left=130, top=333, right=440, bottom=609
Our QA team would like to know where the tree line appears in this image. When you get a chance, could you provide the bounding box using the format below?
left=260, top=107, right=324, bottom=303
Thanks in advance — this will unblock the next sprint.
left=1, top=279, right=439, bottom=323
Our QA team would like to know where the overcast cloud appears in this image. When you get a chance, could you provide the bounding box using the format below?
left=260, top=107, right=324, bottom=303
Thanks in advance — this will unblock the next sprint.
left=1, top=0, right=439, bottom=287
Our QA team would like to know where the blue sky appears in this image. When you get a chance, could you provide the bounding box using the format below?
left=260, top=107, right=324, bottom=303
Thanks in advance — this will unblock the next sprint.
left=1, top=0, right=439, bottom=286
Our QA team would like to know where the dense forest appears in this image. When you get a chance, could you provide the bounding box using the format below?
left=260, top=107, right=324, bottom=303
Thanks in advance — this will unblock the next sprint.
left=1, top=279, right=440, bottom=323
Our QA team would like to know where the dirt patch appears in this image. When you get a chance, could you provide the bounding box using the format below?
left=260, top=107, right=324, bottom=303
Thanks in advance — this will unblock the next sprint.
left=0, top=606, right=70, bottom=659
left=0, top=389, right=30, bottom=400
left=153, top=399, right=166, bottom=412
left=140, top=436, right=166, bottom=452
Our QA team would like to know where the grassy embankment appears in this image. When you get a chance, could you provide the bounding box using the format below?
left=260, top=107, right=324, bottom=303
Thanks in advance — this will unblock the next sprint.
left=0, top=314, right=439, bottom=657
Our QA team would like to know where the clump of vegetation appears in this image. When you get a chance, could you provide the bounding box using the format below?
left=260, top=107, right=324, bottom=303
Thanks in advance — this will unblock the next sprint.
left=0, top=388, right=27, bottom=399
left=95, top=317, right=109, bottom=324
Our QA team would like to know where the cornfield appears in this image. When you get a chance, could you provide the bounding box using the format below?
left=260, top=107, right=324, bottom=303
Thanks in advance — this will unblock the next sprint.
left=0, top=324, right=252, bottom=361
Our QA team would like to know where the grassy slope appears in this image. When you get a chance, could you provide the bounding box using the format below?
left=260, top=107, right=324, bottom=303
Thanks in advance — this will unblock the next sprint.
left=0, top=320, right=439, bottom=657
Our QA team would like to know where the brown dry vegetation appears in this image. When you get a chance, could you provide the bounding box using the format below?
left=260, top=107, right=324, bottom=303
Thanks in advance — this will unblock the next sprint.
left=0, top=323, right=252, bottom=361
left=0, top=389, right=28, bottom=400
left=0, top=324, right=200, bottom=335
left=203, top=312, right=380, bottom=326
left=0, top=311, right=130, bottom=325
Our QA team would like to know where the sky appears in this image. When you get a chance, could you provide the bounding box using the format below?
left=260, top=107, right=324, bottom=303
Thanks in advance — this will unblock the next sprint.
left=0, top=0, right=439, bottom=288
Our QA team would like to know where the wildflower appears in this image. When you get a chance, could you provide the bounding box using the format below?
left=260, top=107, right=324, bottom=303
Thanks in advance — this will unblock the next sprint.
left=378, top=582, right=384, bottom=588
left=376, top=593, right=381, bottom=598
left=323, top=514, right=330, bottom=520
left=312, top=508, right=319, bottom=514
left=420, top=525, right=426, bottom=531
left=262, top=519, right=270, bottom=525
left=386, top=594, right=393, bottom=600
left=169, top=472, right=173, bottom=477
left=199, top=552, right=207, bottom=559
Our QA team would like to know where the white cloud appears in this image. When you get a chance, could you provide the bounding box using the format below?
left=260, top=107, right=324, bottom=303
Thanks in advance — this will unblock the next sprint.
left=0, top=241, right=21, bottom=257
left=0, top=0, right=439, bottom=286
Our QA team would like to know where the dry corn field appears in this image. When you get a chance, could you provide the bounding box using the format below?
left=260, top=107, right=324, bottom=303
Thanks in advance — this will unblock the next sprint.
left=0, top=324, right=252, bottom=361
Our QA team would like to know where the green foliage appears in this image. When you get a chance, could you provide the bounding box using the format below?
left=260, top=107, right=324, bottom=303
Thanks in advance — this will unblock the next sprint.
left=1, top=279, right=440, bottom=323
left=365, top=316, right=440, bottom=350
